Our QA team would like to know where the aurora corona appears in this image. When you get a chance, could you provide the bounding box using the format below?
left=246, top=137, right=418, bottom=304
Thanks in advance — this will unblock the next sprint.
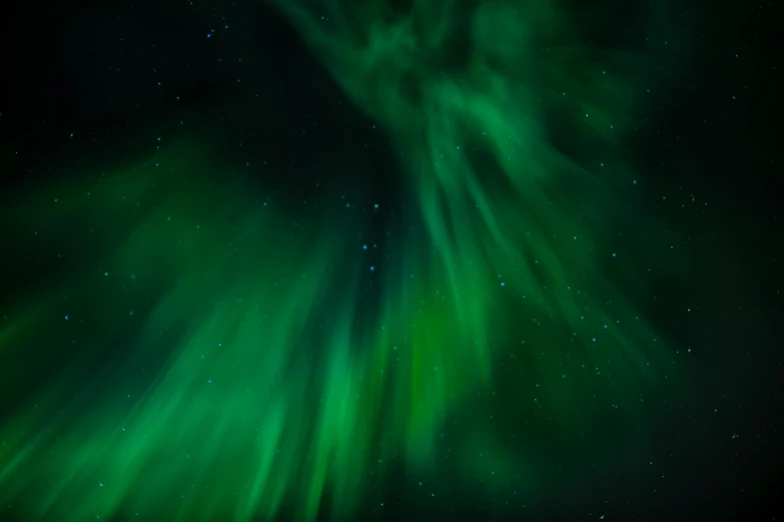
left=0, top=1, right=688, bottom=520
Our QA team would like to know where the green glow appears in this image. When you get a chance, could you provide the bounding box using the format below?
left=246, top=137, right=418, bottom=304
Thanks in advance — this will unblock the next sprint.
left=1, top=1, right=684, bottom=520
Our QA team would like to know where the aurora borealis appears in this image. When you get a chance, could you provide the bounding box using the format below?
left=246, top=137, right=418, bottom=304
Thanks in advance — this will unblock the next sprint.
left=1, top=0, right=781, bottom=520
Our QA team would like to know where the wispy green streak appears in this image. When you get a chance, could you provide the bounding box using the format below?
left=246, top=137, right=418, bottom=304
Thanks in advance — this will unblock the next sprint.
left=0, top=1, right=683, bottom=520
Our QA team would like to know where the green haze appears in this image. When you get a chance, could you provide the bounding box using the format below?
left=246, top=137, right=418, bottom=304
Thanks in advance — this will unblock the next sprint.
left=1, top=1, right=687, bottom=520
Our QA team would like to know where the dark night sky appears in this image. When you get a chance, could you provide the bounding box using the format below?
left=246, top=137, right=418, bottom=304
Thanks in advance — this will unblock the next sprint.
left=1, top=1, right=782, bottom=521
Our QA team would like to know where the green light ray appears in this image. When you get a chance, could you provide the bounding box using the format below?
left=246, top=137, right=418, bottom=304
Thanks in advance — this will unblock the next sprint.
left=0, top=1, right=686, bottom=520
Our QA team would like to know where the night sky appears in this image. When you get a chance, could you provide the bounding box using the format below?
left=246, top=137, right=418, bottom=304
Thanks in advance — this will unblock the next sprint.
left=1, top=1, right=782, bottom=521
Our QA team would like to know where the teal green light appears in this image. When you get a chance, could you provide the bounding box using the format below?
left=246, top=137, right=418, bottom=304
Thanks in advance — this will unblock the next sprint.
left=0, top=1, right=686, bottom=520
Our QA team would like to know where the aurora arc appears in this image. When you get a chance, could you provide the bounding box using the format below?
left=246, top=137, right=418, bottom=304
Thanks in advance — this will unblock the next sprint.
left=0, top=1, right=683, bottom=520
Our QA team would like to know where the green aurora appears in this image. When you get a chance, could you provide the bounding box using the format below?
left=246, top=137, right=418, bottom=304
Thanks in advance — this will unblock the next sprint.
left=1, top=0, right=756, bottom=520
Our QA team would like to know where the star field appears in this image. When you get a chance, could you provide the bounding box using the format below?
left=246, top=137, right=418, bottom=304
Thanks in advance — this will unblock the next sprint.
left=0, top=0, right=782, bottom=521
